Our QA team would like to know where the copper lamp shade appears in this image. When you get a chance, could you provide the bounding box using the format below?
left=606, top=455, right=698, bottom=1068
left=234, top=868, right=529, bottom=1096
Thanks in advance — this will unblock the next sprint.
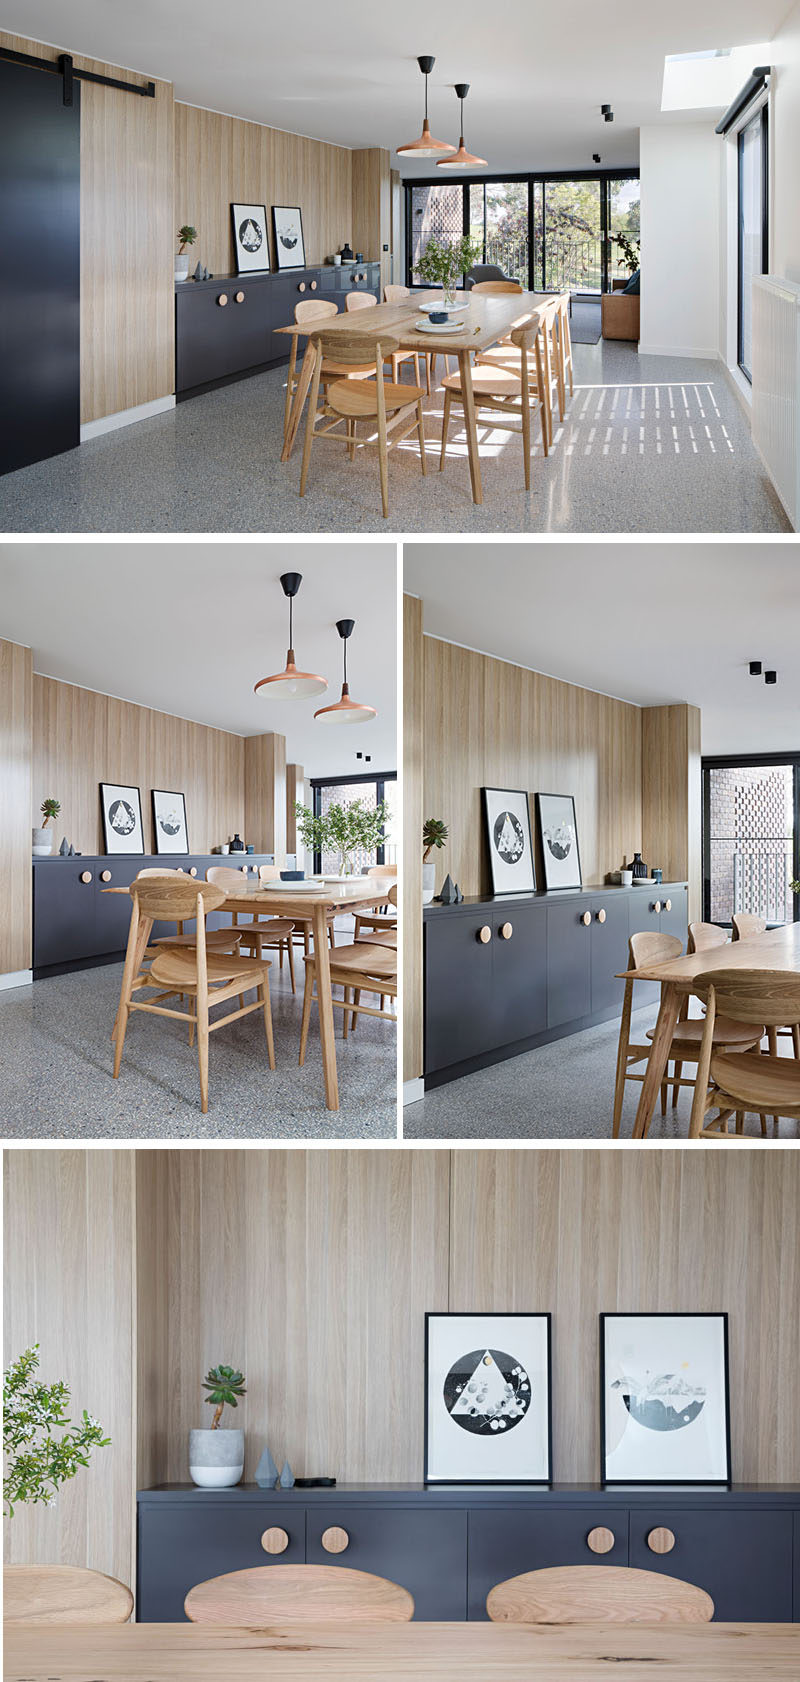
left=437, top=85, right=487, bottom=168
left=254, top=573, right=327, bottom=700
left=314, top=619, right=377, bottom=725
left=397, top=56, right=456, bottom=158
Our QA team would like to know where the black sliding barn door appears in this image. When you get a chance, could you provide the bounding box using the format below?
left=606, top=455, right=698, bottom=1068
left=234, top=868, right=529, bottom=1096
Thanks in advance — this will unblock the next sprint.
left=0, top=58, right=80, bottom=475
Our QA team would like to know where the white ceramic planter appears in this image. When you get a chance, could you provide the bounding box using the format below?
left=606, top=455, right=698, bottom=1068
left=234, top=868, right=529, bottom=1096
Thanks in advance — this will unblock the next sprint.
left=189, top=1427, right=244, bottom=1488
left=32, top=826, right=52, bottom=856
left=422, top=860, right=436, bottom=904
left=174, top=256, right=190, bottom=283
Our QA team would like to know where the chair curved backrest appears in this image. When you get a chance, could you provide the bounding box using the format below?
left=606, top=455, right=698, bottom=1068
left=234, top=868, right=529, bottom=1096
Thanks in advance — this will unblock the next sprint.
left=367, top=863, right=397, bottom=877
left=693, top=967, right=800, bottom=1029
left=471, top=279, right=523, bottom=294
left=629, top=931, right=682, bottom=970
left=259, top=864, right=282, bottom=882
left=732, top=912, right=767, bottom=940
left=688, top=921, right=728, bottom=954
left=184, top=1563, right=414, bottom=1624
left=486, top=1565, right=713, bottom=1625
left=318, top=330, right=398, bottom=366
left=206, top=865, right=250, bottom=891
left=345, top=291, right=377, bottom=312
left=4, top=1563, right=134, bottom=1625
left=467, top=263, right=511, bottom=286
left=136, top=867, right=184, bottom=877
left=388, top=883, right=398, bottom=907
left=295, top=298, right=338, bottom=326
left=130, top=877, right=225, bottom=919
left=384, top=284, right=410, bottom=302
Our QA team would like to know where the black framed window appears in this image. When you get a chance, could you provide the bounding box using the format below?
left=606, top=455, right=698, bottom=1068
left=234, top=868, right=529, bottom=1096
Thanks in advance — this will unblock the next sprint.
left=702, top=752, right=799, bottom=926
left=737, top=103, right=768, bottom=383
left=308, top=771, right=397, bottom=876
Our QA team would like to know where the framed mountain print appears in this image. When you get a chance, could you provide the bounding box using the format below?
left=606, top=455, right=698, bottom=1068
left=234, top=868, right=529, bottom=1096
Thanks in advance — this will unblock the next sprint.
left=272, top=204, right=306, bottom=269
left=151, top=789, right=189, bottom=854
left=231, top=203, right=270, bottom=273
left=100, top=783, right=144, bottom=855
left=536, top=792, right=582, bottom=890
left=600, top=1312, right=731, bottom=1487
left=482, top=787, right=535, bottom=894
left=424, top=1312, right=552, bottom=1485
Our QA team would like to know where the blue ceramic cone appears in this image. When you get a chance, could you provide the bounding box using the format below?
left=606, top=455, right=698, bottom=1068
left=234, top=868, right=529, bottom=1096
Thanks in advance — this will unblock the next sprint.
left=279, top=1460, right=295, bottom=1489
left=255, top=1446, right=279, bottom=1488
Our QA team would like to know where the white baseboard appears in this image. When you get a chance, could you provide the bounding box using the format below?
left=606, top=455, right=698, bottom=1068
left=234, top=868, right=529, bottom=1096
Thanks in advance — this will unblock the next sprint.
left=81, top=395, right=175, bottom=441
left=403, top=1078, right=425, bottom=1106
left=638, top=344, right=720, bottom=362
left=0, top=969, right=32, bottom=991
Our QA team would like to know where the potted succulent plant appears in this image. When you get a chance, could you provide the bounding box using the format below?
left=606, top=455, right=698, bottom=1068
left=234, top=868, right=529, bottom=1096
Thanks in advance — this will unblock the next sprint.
left=422, top=818, right=448, bottom=904
left=175, top=224, right=197, bottom=283
left=189, top=1364, right=246, bottom=1488
left=416, top=234, right=483, bottom=309
left=32, top=797, right=60, bottom=856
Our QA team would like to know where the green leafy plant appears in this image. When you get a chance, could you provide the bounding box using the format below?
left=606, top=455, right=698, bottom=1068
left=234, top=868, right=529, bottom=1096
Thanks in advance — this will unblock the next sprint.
left=611, top=231, right=640, bottom=275
left=790, top=879, right=800, bottom=895
left=202, top=1364, right=246, bottom=1429
left=40, top=798, right=61, bottom=828
left=416, top=234, right=483, bottom=298
left=295, top=798, right=389, bottom=876
left=3, top=1346, right=110, bottom=1517
left=177, top=224, right=198, bottom=255
left=423, top=818, right=449, bottom=862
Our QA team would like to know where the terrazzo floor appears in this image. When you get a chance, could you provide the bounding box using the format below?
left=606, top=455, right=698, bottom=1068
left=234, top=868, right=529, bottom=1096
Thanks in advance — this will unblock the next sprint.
left=0, top=944, right=397, bottom=1139
left=403, top=1002, right=800, bottom=1141
left=0, top=339, right=788, bottom=534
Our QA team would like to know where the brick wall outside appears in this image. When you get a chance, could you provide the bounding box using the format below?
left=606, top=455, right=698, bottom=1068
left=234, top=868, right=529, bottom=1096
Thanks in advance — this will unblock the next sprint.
left=708, top=764, right=793, bottom=924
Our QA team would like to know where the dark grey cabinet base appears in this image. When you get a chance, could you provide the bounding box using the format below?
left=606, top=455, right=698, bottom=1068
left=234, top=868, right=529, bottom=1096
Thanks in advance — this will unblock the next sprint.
left=137, top=1484, right=800, bottom=1623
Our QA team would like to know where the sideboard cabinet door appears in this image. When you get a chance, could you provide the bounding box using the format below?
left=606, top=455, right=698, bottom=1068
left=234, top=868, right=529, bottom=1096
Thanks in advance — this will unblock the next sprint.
left=490, top=902, right=547, bottom=1048
left=306, top=1508, right=467, bottom=1620
left=467, top=1508, right=627, bottom=1619
left=137, top=1502, right=305, bottom=1621
left=424, top=912, right=495, bottom=1074
left=630, top=1508, right=793, bottom=1622
left=546, top=900, right=592, bottom=1027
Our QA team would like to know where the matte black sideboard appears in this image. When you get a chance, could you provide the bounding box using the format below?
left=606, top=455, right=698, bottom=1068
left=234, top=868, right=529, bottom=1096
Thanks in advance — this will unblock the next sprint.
left=137, top=1483, right=800, bottom=1624
left=423, top=882, right=688, bottom=1088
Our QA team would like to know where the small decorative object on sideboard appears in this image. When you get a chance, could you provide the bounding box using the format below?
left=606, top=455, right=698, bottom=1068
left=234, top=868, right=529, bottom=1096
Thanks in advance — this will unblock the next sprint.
left=255, top=1445, right=280, bottom=1488
left=439, top=873, right=463, bottom=904
left=58, top=836, right=70, bottom=856
left=340, top=242, right=354, bottom=262
left=230, top=833, right=245, bottom=853
left=272, top=205, right=306, bottom=270
left=483, top=787, right=536, bottom=894
left=423, top=817, right=449, bottom=904
left=231, top=203, right=269, bottom=274
left=175, top=224, right=197, bottom=283
left=629, top=850, right=647, bottom=880
left=279, top=1459, right=295, bottom=1489
left=652, top=866, right=663, bottom=884
left=189, top=1363, right=246, bottom=1489
left=32, top=796, right=60, bottom=856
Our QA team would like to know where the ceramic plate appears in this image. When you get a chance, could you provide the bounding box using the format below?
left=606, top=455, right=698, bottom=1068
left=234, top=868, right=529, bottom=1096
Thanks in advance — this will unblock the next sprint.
left=416, top=300, right=469, bottom=315
left=260, top=879, right=319, bottom=892
left=414, top=318, right=468, bottom=335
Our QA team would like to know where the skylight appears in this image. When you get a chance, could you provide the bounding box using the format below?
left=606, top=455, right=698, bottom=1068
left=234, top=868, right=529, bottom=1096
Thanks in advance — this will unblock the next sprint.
left=662, top=43, right=769, bottom=111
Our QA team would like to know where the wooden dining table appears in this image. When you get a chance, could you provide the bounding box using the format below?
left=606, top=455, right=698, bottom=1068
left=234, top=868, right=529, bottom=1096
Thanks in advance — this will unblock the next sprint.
left=277, top=288, right=545, bottom=506
left=6, top=1619, right=799, bottom=1681
left=103, top=875, right=395, bottom=1112
left=618, top=922, right=800, bottom=1138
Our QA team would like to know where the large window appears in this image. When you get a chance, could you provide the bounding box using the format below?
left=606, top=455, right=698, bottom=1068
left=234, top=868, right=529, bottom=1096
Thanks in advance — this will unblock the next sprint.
left=703, top=754, right=799, bottom=926
left=309, top=772, right=397, bottom=876
left=737, top=104, right=768, bottom=382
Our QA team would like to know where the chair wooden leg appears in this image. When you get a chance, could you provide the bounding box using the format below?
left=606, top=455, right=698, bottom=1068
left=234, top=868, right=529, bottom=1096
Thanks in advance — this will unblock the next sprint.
left=425, top=353, right=432, bottom=396
left=299, top=962, right=314, bottom=1067
left=197, top=1000, right=210, bottom=1115
left=672, top=1060, right=683, bottom=1107
left=351, top=987, right=361, bottom=1033
left=413, top=351, right=421, bottom=389
left=736, top=1111, right=745, bottom=1133
left=261, top=973, right=276, bottom=1071
left=299, top=349, right=323, bottom=498
left=376, top=397, right=390, bottom=519
left=287, top=938, right=296, bottom=995
left=416, top=398, right=427, bottom=474
left=521, top=381, right=531, bottom=492
left=660, top=1073, right=668, bottom=1117
left=112, top=1001, right=130, bottom=1078
left=611, top=980, right=633, bottom=1138
left=767, top=1026, right=779, bottom=1126
left=759, top=1113, right=768, bottom=1135
left=329, top=923, right=335, bottom=948
left=440, top=388, right=452, bottom=471
left=343, top=985, right=351, bottom=1040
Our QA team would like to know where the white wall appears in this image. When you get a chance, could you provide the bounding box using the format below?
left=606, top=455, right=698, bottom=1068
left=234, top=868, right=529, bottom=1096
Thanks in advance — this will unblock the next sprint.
left=639, top=124, right=721, bottom=358
left=770, top=0, right=800, bottom=284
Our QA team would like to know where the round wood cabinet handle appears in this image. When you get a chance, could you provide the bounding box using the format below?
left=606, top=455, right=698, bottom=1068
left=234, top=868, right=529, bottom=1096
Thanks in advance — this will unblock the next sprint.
left=647, top=1526, right=676, bottom=1555
left=189, top=867, right=197, bottom=877
left=499, top=922, right=513, bottom=940
left=664, top=898, right=672, bottom=912
left=298, top=281, right=306, bottom=293
left=100, top=869, right=111, bottom=883
left=477, top=925, right=492, bottom=944
left=310, top=279, right=318, bottom=290
left=596, top=908, right=606, bottom=924
left=235, top=290, right=245, bottom=303
left=80, top=870, right=93, bottom=884
left=580, top=911, right=591, bottom=926
left=587, top=1526, right=615, bottom=1555
left=652, top=900, right=662, bottom=914
left=321, top=1526, right=349, bottom=1554
left=217, top=292, right=228, bottom=306
left=261, top=1527, right=289, bottom=1555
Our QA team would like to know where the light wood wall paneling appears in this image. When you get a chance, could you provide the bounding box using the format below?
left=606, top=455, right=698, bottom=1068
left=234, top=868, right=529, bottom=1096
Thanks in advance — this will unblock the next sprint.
left=0, top=33, right=175, bottom=425
left=2, top=1151, right=136, bottom=1592
left=244, top=732, right=287, bottom=862
left=422, top=637, right=642, bottom=898
left=174, top=103, right=353, bottom=275
left=0, top=638, right=33, bottom=975
left=286, top=765, right=304, bottom=855
left=641, top=703, right=702, bottom=923
left=134, top=1153, right=171, bottom=1493
left=352, top=149, right=391, bottom=294
left=32, top=675, right=245, bottom=856
left=403, top=595, right=423, bottom=1082
left=448, top=1149, right=800, bottom=1484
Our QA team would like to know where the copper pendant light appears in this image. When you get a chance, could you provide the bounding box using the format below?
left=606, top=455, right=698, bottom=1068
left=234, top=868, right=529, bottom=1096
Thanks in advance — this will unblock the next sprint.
left=314, top=619, right=377, bottom=725
left=397, top=56, right=456, bottom=158
left=254, top=573, right=328, bottom=700
left=437, top=84, right=487, bottom=168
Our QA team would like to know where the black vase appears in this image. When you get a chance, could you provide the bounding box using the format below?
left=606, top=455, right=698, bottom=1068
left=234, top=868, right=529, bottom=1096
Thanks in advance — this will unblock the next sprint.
left=630, top=851, right=647, bottom=879
left=340, top=243, right=353, bottom=262
left=230, top=833, right=245, bottom=852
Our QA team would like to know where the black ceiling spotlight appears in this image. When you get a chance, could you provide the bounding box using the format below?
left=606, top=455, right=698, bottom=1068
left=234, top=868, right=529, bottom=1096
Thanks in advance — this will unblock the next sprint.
left=592, top=153, right=601, bottom=163
left=765, top=670, right=777, bottom=685
left=749, top=660, right=762, bottom=675
left=601, top=103, right=614, bottom=122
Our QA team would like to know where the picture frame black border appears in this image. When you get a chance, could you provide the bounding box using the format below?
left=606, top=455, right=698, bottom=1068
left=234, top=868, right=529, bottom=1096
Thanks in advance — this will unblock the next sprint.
left=230, top=202, right=270, bottom=274
left=481, top=787, right=536, bottom=895
left=599, top=1310, right=732, bottom=1489
left=536, top=791, right=583, bottom=891
left=99, top=781, right=144, bottom=856
left=423, top=1310, right=553, bottom=1487
left=271, top=204, right=306, bottom=270
left=151, top=788, right=189, bottom=856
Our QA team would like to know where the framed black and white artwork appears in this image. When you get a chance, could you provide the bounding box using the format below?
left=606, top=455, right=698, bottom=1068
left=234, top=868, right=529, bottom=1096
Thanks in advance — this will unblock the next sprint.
left=100, top=783, right=144, bottom=855
left=482, top=787, right=535, bottom=894
left=231, top=203, right=270, bottom=272
left=536, top=792, right=582, bottom=890
left=272, top=204, right=306, bottom=269
left=600, top=1313, right=731, bottom=1487
left=151, top=789, right=189, bottom=854
left=424, top=1312, right=552, bottom=1485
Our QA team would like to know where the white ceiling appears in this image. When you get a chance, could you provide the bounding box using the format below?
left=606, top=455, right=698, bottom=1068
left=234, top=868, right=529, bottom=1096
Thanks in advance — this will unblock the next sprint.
left=4, top=0, right=789, bottom=172
left=0, top=544, right=397, bottom=780
left=404, top=542, right=800, bottom=755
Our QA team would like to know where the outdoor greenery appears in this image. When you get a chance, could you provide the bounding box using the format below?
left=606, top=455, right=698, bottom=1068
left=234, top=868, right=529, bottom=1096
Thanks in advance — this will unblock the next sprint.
left=423, top=818, right=449, bottom=862
left=3, top=1346, right=110, bottom=1516
left=202, top=1364, right=247, bottom=1430
left=177, top=224, right=198, bottom=254
left=611, top=229, right=640, bottom=275
left=40, top=798, right=61, bottom=827
left=415, top=233, right=483, bottom=297
left=295, top=798, right=389, bottom=876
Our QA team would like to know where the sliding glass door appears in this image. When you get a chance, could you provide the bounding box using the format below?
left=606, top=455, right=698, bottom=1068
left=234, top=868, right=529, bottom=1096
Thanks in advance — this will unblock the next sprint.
left=469, top=181, right=529, bottom=285
left=309, top=772, right=397, bottom=876
left=737, top=105, right=768, bottom=382
left=703, top=754, right=799, bottom=926
left=607, top=177, right=641, bottom=287
left=542, top=179, right=602, bottom=294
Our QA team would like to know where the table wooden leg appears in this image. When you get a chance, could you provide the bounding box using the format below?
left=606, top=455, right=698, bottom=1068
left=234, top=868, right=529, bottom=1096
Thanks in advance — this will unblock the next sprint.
left=281, top=339, right=315, bottom=462
left=312, top=901, right=339, bottom=1112
left=457, top=349, right=483, bottom=505
left=632, top=982, right=682, bottom=1140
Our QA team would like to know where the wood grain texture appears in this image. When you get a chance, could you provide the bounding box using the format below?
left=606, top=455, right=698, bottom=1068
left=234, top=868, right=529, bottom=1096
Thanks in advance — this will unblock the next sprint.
left=32, top=675, right=244, bottom=855
left=403, top=595, right=424, bottom=1081
left=422, top=636, right=642, bottom=897
left=3, top=1563, right=133, bottom=1624
left=0, top=637, right=32, bottom=974
left=244, top=733, right=287, bottom=863
left=2, top=1152, right=136, bottom=1590
left=184, top=1563, right=414, bottom=1623
left=641, top=705, right=702, bottom=925
left=486, top=1564, right=713, bottom=1623
left=174, top=103, right=353, bottom=274
left=134, top=1153, right=171, bottom=1492
left=286, top=765, right=304, bottom=855
left=351, top=149, right=391, bottom=294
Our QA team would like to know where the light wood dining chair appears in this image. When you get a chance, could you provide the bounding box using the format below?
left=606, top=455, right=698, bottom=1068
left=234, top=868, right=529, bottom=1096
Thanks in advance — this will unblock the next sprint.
left=4, top=1564, right=134, bottom=1625
left=299, top=330, right=426, bottom=519
left=554, top=291, right=574, bottom=401
left=207, top=866, right=296, bottom=994
left=345, top=290, right=378, bottom=311
left=113, top=877, right=275, bottom=1114
left=384, top=284, right=410, bottom=302
left=184, top=1563, right=414, bottom=1623
left=477, top=297, right=561, bottom=447
left=354, top=878, right=398, bottom=946
left=486, top=1565, right=713, bottom=1624
left=284, top=299, right=376, bottom=450
left=688, top=921, right=729, bottom=954
left=299, top=939, right=397, bottom=1057
left=383, top=283, right=432, bottom=391
left=688, top=969, right=800, bottom=1137
left=440, top=320, right=547, bottom=491
left=469, top=280, right=524, bottom=294
left=731, top=912, right=767, bottom=940
left=612, top=931, right=764, bottom=1137
left=137, top=868, right=242, bottom=957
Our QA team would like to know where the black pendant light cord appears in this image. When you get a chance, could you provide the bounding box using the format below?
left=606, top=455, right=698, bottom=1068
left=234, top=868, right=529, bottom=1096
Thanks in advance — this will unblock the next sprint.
left=342, top=637, right=348, bottom=686
left=288, top=593, right=293, bottom=649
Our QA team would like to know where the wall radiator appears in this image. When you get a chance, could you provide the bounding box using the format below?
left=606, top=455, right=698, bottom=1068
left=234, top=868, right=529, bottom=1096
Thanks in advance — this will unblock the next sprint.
left=752, top=276, right=800, bottom=530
